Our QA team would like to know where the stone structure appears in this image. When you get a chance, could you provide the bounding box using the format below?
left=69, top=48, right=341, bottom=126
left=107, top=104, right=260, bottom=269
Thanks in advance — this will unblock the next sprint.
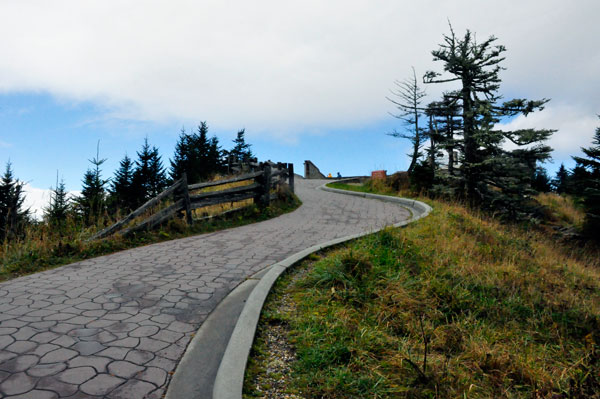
left=304, top=160, right=325, bottom=179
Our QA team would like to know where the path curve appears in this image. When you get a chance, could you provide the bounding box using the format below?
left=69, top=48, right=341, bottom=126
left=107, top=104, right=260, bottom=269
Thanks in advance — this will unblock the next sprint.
left=0, top=179, right=411, bottom=399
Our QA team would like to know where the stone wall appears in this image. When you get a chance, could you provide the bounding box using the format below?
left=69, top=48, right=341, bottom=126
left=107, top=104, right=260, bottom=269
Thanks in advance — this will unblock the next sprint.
left=304, top=160, right=326, bottom=179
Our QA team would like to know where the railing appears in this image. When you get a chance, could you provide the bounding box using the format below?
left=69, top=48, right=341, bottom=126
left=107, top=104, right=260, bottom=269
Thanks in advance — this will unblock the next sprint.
left=90, top=162, right=294, bottom=240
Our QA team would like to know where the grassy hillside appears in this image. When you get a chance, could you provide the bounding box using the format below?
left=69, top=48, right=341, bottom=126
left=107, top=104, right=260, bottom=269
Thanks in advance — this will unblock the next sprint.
left=244, top=190, right=599, bottom=398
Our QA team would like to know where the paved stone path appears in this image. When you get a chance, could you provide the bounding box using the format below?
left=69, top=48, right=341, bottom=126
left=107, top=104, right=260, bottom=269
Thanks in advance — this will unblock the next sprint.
left=0, top=179, right=411, bottom=398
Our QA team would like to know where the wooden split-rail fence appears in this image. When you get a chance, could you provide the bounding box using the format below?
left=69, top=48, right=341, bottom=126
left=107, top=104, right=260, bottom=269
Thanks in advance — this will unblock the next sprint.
left=90, top=162, right=294, bottom=240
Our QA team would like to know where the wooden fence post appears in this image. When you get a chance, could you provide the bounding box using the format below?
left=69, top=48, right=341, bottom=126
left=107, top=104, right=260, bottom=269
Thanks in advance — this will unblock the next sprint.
left=263, top=163, right=272, bottom=207
left=255, top=163, right=271, bottom=209
left=254, top=163, right=264, bottom=207
left=179, top=172, right=193, bottom=225
left=287, top=163, right=294, bottom=193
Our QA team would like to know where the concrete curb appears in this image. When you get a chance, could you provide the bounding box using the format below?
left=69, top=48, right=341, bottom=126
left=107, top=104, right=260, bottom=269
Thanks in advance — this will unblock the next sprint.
left=212, top=183, right=431, bottom=399
left=319, top=183, right=432, bottom=222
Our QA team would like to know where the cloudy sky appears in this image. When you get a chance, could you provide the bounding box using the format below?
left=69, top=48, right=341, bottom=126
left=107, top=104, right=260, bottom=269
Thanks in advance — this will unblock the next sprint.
left=0, top=1, right=598, bottom=217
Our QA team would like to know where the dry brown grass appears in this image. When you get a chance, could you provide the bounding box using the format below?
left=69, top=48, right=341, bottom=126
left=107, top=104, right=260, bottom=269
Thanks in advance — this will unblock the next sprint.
left=536, top=192, right=585, bottom=228
left=247, top=196, right=600, bottom=398
left=189, top=174, right=256, bottom=219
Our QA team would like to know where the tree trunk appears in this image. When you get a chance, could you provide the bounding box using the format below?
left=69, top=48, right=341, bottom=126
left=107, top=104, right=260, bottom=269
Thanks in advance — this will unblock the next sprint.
left=462, top=80, right=477, bottom=204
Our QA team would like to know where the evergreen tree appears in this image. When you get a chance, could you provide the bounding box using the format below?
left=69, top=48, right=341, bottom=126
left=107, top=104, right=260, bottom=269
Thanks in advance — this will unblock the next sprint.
left=420, top=95, right=463, bottom=195
left=170, top=127, right=190, bottom=182
left=147, top=146, right=167, bottom=197
left=0, top=162, right=28, bottom=240
left=569, top=164, right=591, bottom=196
left=76, top=143, right=108, bottom=225
left=411, top=159, right=436, bottom=193
left=230, top=129, right=253, bottom=163
left=386, top=67, right=427, bottom=175
left=426, top=93, right=463, bottom=176
left=424, top=25, right=554, bottom=219
left=132, top=138, right=167, bottom=204
left=424, top=109, right=440, bottom=180
left=572, top=118, right=600, bottom=238
left=532, top=165, right=552, bottom=193
left=170, top=122, right=221, bottom=183
left=190, top=121, right=210, bottom=179
left=207, top=135, right=223, bottom=173
left=552, top=163, right=570, bottom=194
left=109, top=154, right=136, bottom=213
left=44, top=173, right=70, bottom=227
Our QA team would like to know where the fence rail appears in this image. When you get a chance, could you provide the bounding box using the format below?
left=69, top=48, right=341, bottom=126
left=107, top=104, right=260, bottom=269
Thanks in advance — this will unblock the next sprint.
left=90, top=162, right=294, bottom=240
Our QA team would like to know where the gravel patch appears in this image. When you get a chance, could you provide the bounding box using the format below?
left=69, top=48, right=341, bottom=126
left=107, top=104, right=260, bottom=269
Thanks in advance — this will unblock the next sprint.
left=244, top=270, right=308, bottom=399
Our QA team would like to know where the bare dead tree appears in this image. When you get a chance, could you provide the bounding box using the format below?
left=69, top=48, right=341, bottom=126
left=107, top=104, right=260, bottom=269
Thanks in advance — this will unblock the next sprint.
left=387, top=67, right=428, bottom=175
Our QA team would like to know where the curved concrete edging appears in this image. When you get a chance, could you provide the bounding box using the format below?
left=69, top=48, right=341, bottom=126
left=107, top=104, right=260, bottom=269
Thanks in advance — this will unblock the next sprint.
left=211, top=183, right=432, bottom=399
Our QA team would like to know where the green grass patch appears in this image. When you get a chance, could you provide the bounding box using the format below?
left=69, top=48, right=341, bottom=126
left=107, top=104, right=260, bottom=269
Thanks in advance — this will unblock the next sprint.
left=245, top=187, right=600, bottom=398
left=327, top=182, right=375, bottom=193
left=327, top=180, right=396, bottom=195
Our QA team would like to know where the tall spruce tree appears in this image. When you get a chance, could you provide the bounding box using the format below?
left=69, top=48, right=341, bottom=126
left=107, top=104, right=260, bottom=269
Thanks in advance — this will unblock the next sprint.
left=170, top=127, right=190, bottom=182
left=197, top=122, right=210, bottom=165
left=76, top=143, right=108, bottom=225
left=147, top=146, right=167, bottom=197
left=552, top=163, right=570, bottom=194
left=572, top=118, right=600, bottom=238
left=532, top=165, right=552, bottom=193
left=109, top=154, right=136, bottom=213
left=426, top=93, right=463, bottom=177
left=415, top=96, right=464, bottom=194
left=207, top=136, right=223, bottom=173
left=191, top=122, right=210, bottom=179
left=387, top=67, right=428, bottom=175
left=0, top=162, right=28, bottom=240
left=424, top=107, right=441, bottom=178
left=170, top=122, right=221, bottom=183
left=44, top=173, right=70, bottom=227
left=132, top=138, right=167, bottom=204
left=569, top=164, right=591, bottom=196
left=230, top=129, right=253, bottom=163
left=424, top=25, right=554, bottom=218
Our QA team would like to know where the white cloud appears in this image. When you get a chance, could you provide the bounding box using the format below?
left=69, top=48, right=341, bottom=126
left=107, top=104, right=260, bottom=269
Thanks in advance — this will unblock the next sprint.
left=498, top=105, right=598, bottom=160
left=22, top=184, right=51, bottom=220
left=0, top=1, right=598, bottom=143
left=22, top=184, right=79, bottom=221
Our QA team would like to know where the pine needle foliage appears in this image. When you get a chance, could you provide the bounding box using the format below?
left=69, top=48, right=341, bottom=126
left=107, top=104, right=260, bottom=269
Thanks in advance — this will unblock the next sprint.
left=0, top=162, right=29, bottom=241
left=170, top=122, right=223, bottom=184
left=108, top=154, right=136, bottom=214
left=229, top=128, right=253, bottom=163
left=552, top=163, right=571, bottom=194
left=572, top=117, right=600, bottom=239
left=75, top=142, right=108, bottom=226
left=132, top=137, right=167, bottom=205
left=424, top=25, right=555, bottom=220
left=44, top=174, right=71, bottom=227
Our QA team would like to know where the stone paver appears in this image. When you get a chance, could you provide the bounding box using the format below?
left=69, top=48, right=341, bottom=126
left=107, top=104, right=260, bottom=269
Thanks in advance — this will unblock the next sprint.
left=0, top=179, right=411, bottom=398
left=107, top=360, right=144, bottom=378
left=80, top=374, right=124, bottom=396
left=57, top=366, right=96, bottom=384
